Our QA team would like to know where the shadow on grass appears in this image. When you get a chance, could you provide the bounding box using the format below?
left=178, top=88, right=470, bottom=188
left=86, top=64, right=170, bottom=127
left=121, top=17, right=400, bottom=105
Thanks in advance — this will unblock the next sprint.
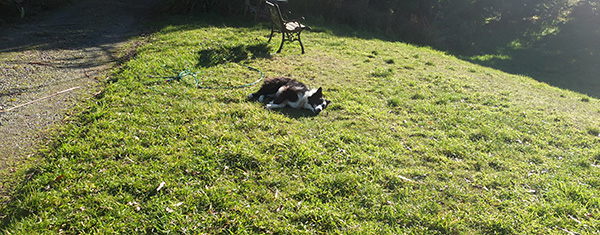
left=149, top=15, right=274, bottom=68
left=461, top=2, right=600, bottom=98
left=465, top=48, right=600, bottom=98
left=463, top=10, right=600, bottom=98
left=249, top=99, right=318, bottom=119
left=276, top=108, right=319, bottom=118
left=197, top=42, right=272, bottom=68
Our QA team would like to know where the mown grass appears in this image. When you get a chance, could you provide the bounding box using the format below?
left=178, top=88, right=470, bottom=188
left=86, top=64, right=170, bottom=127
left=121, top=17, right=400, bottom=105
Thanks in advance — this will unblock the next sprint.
left=2, top=15, right=600, bottom=234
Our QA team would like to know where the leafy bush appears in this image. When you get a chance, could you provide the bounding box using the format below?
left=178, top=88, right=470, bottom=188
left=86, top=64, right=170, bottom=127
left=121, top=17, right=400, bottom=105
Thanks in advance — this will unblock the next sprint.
left=0, top=0, right=73, bottom=21
left=1, top=0, right=25, bottom=19
left=157, top=0, right=243, bottom=15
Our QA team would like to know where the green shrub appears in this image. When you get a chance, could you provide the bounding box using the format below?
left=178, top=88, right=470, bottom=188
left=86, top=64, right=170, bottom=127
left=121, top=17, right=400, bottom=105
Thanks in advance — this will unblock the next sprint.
left=1, top=0, right=73, bottom=21
left=157, top=0, right=243, bottom=15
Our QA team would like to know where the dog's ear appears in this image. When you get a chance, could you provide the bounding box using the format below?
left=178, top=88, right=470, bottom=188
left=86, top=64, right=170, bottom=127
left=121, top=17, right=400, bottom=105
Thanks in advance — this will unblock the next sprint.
left=315, top=87, right=323, bottom=96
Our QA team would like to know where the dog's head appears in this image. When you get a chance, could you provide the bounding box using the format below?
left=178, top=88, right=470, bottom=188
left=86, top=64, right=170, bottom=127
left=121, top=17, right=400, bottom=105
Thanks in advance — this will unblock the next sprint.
left=307, top=87, right=330, bottom=114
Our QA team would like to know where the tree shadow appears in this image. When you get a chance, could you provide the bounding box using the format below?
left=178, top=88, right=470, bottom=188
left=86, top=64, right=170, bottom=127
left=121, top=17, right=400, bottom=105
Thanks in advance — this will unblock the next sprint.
left=465, top=48, right=600, bottom=98
left=464, top=1, right=600, bottom=98
left=197, top=42, right=272, bottom=68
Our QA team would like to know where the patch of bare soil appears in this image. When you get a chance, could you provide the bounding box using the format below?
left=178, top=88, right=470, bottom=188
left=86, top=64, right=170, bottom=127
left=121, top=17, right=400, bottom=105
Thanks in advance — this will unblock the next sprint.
left=0, top=0, right=161, bottom=192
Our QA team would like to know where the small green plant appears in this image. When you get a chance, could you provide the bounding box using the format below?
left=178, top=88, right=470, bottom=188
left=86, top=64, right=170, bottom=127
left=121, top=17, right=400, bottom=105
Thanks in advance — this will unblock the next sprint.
left=370, top=68, right=394, bottom=78
left=411, top=93, right=426, bottom=100
left=388, top=98, right=402, bottom=107
left=592, top=151, right=600, bottom=164
left=587, top=127, right=600, bottom=136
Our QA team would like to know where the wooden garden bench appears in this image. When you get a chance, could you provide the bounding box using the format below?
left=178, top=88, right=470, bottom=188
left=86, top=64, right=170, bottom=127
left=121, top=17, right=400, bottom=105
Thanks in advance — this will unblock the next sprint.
left=265, top=1, right=311, bottom=54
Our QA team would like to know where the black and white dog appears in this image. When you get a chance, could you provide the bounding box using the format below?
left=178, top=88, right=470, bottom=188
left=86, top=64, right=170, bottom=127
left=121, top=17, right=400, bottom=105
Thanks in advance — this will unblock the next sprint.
left=249, top=77, right=330, bottom=114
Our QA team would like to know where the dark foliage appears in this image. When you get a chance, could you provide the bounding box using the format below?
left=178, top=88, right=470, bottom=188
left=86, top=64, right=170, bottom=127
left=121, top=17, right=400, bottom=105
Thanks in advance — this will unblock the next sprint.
left=0, top=0, right=72, bottom=21
left=157, top=0, right=243, bottom=15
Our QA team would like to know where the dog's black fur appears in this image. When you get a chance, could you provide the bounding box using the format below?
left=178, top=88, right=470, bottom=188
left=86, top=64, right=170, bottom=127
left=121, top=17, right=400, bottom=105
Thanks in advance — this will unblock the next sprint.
left=249, top=77, right=330, bottom=114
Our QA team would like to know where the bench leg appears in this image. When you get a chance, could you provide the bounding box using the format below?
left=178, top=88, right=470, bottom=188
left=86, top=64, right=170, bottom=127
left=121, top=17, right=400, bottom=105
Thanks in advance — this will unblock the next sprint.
left=268, top=25, right=275, bottom=43
left=298, top=33, right=305, bottom=54
left=277, top=32, right=285, bottom=53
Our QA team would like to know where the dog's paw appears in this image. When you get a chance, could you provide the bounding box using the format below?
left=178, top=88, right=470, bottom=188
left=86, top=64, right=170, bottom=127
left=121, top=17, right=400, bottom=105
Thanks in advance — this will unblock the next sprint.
left=265, top=103, right=274, bottom=109
left=258, top=95, right=265, bottom=102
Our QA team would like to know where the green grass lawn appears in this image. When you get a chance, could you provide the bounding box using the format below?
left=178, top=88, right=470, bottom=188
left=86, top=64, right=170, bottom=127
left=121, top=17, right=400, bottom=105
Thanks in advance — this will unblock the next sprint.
left=2, top=15, right=600, bottom=234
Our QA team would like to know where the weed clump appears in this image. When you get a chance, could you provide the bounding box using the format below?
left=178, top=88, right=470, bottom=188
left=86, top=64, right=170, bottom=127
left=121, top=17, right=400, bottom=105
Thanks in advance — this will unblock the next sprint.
left=411, top=94, right=426, bottom=100
left=587, top=127, right=600, bottom=137
left=388, top=98, right=402, bottom=107
left=370, top=68, right=394, bottom=78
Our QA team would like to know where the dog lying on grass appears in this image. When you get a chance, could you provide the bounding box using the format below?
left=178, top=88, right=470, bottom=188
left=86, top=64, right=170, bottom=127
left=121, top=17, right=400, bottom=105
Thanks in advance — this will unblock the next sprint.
left=249, top=77, right=330, bottom=114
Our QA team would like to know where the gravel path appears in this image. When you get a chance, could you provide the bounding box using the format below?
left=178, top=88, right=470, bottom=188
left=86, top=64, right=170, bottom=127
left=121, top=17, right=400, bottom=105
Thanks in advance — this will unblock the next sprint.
left=0, top=0, right=161, bottom=173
